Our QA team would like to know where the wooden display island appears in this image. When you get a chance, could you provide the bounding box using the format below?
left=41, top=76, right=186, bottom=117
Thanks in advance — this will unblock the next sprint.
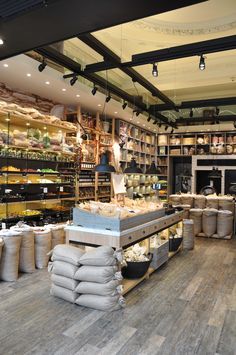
left=65, top=210, right=183, bottom=294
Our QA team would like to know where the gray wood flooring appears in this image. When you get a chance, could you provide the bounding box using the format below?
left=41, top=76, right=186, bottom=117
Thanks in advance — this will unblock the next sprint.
left=0, top=238, right=236, bottom=355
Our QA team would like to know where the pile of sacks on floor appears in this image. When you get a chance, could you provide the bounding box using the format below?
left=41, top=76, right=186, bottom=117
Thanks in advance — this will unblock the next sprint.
left=49, top=244, right=125, bottom=311
left=0, top=223, right=66, bottom=282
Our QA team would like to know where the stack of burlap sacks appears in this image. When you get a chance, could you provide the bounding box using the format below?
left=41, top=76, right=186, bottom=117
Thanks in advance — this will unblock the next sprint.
left=0, top=223, right=66, bottom=282
left=169, top=194, right=234, bottom=239
left=50, top=245, right=125, bottom=311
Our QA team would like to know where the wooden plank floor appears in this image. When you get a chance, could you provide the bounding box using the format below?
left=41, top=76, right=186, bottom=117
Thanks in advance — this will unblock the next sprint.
left=0, top=238, right=236, bottom=355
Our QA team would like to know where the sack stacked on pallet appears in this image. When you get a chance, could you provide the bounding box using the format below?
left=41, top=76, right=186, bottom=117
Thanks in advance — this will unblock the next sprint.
left=33, top=228, right=52, bottom=269
left=10, top=224, right=35, bottom=273
left=47, top=224, right=66, bottom=248
left=50, top=244, right=84, bottom=303
left=0, top=230, right=22, bottom=281
left=75, top=246, right=125, bottom=311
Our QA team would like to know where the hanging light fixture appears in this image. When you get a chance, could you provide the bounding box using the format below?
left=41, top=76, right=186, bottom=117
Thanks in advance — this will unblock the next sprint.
left=146, top=161, right=158, bottom=174
left=94, top=151, right=115, bottom=173
left=199, top=55, right=205, bottom=70
left=91, top=85, right=98, bottom=96
left=189, top=108, right=193, bottom=118
left=152, top=63, right=158, bottom=77
left=147, top=115, right=151, bottom=122
left=105, top=94, right=111, bottom=103
left=38, top=58, right=47, bottom=72
left=122, top=101, right=127, bottom=110
left=124, top=157, right=142, bottom=174
left=70, top=73, right=78, bottom=86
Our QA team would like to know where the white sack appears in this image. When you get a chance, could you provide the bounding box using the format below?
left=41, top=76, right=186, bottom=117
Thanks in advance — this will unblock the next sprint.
left=51, top=274, right=79, bottom=291
left=75, top=265, right=118, bottom=283
left=52, top=244, right=84, bottom=266
left=75, top=279, right=122, bottom=296
left=50, top=284, right=77, bottom=303
left=75, top=294, right=125, bottom=311
left=79, top=246, right=117, bottom=266
left=52, top=260, right=78, bottom=279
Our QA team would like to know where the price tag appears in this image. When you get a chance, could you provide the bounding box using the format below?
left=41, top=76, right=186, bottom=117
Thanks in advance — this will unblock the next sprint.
left=43, top=187, right=48, bottom=194
left=59, top=186, right=64, bottom=192
left=2, top=222, right=6, bottom=229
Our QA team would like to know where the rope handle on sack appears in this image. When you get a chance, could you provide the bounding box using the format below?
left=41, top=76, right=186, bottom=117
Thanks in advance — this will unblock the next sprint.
left=119, top=296, right=126, bottom=308
left=114, top=271, right=123, bottom=281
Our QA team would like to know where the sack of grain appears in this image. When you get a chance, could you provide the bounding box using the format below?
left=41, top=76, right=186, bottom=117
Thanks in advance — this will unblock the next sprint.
left=206, top=196, right=219, bottom=209
left=52, top=244, right=84, bottom=266
left=183, top=219, right=194, bottom=250
left=169, top=194, right=182, bottom=205
left=218, top=197, right=234, bottom=213
left=0, top=231, right=22, bottom=281
left=75, top=265, right=119, bottom=283
left=75, top=280, right=122, bottom=296
left=48, top=224, right=66, bottom=248
left=51, top=274, right=78, bottom=291
left=194, top=195, right=206, bottom=209
left=34, top=228, right=51, bottom=269
left=181, top=194, right=194, bottom=207
left=202, top=208, right=218, bottom=237
left=11, top=225, right=35, bottom=273
left=189, top=209, right=203, bottom=236
left=0, top=238, right=4, bottom=262
left=75, top=294, right=125, bottom=311
left=50, top=284, right=77, bottom=303
left=51, top=260, right=78, bottom=279
left=217, top=210, right=233, bottom=238
left=79, top=246, right=117, bottom=266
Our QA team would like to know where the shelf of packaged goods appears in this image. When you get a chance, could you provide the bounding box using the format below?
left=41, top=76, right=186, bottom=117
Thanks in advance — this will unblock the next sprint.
left=97, top=194, right=111, bottom=198
left=77, top=196, right=95, bottom=200
left=0, top=197, right=75, bottom=205
left=78, top=184, right=95, bottom=187
left=0, top=171, right=61, bottom=175
left=98, top=183, right=111, bottom=186
left=0, top=110, right=77, bottom=133
left=0, top=182, right=72, bottom=186
left=0, top=156, right=74, bottom=163
left=82, top=126, right=112, bottom=137
left=0, top=144, right=75, bottom=156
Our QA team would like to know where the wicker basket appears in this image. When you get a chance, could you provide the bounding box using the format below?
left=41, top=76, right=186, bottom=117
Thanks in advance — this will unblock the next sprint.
left=183, top=137, right=195, bottom=145
left=158, top=135, right=168, bottom=146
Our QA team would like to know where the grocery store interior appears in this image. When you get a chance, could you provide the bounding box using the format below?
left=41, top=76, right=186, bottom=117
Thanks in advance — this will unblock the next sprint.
left=0, top=1, right=236, bottom=354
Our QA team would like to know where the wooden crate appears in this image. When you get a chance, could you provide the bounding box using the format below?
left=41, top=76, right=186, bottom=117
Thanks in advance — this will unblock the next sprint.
left=150, top=240, right=169, bottom=270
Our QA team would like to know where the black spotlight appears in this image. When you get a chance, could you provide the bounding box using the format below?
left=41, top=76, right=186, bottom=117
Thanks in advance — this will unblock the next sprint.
left=81, top=133, right=88, bottom=140
left=190, top=108, right=193, bottom=118
left=158, top=123, right=162, bottom=128
left=152, top=62, right=158, bottom=77
left=234, top=121, right=236, bottom=128
left=199, top=54, right=205, bottom=70
left=171, top=128, right=174, bottom=134
left=70, top=74, right=77, bottom=86
left=38, top=58, right=47, bottom=72
left=105, top=94, right=111, bottom=103
left=215, top=107, right=220, bottom=115
left=122, top=101, right=127, bottom=110
left=91, top=86, right=98, bottom=96
left=147, top=116, right=151, bottom=122
left=136, top=111, right=140, bottom=117
left=165, top=126, right=168, bottom=131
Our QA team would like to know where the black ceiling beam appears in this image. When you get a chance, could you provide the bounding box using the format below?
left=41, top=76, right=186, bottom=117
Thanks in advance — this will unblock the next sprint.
left=150, top=96, right=236, bottom=112
left=0, top=0, right=207, bottom=60
left=177, top=115, right=236, bottom=125
left=131, top=34, right=236, bottom=67
left=35, top=46, right=176, bottom=128
left=78, top=33, right=178, bottom=111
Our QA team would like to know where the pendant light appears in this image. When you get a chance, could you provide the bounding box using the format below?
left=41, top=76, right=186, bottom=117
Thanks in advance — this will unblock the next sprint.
left=124, top=157, right=142, bottom=174
left=94, top=152, right=115, bottom=173
left=146, top=161, right=158, bottom=174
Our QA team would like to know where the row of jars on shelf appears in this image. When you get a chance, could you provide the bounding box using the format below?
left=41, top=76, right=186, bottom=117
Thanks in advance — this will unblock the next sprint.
left=159, top=134, right=236, bottom=146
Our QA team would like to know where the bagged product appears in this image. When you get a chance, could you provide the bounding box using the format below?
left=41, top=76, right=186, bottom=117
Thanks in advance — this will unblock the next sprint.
left=0, top=231, right=22, bottom=281
left=189, top=209, right=203, bottom=236
left=75, top=265, right=119, bottom=283
left=79, top=246, right=117, bottom=266
left=75, top=294, right=125, bottom=311
left=0, top=238, right=4, bottom=262
left=11, top=226, right=35, bottom=273
left=169, top=195, right=181, bottom=206
left=181, top=194, right=194, bottom=208
left=52, top=244, right=84, bottom=266
left=34, top=229, right=52, bottom=269
left=51, top=260, right=78, bottom=279
left=183, top=219, right=194, bottom=250
left=194, top=195, right=206, bottom=209
left=218, top=197, right=234, bottom=214
left=206, top=196, right=219, bottom=210
left=50, top=284, right=77, bottom=303
left=75, top=279, right=122, bottom=296
left=217, top=210, right=233, bottom=238
left=49, top=224, right=66, bottom=248
left=202, top=208, right=218, bottom=237
left=51, top=274, right=79, bottom=291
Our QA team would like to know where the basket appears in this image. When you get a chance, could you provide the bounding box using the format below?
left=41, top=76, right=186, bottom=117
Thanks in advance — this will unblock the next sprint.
left=122, top=254, right=152, bottom=279
left=169, top=237, right=183, bottom=252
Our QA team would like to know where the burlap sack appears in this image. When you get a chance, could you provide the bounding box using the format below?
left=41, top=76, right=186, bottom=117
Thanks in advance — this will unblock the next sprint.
left=218, top=197, right=234, bottom=214
left=11, top=227, right=35, bottom=273
left=34, top=229, right=51, bottom=269
left=75, top=280, right=121, bottom=296
left=183, top=219, right=194, bottom=250
left=217, top=210, right=233, bottom=238
left=0, top=231, right=22, bottom=281
left=202, top=208, right=218, bottom=237
left=189, top=209, right=203, bottom=236
left=52, top=244, right=84, bottom=266
left=194, top=195, right=206, bottom=209
left=206, top=197, right=219, bottom=209
left=50, top=284, right=77, bottom=303
left=75, top=265, right=118, bottom=283
left=51, top=274, right=79, bottom=291
left=181, top=194, right=194, bottom=208
left=0, top=238, right=4, bottom=262
left=52, top=260, right=78, bottom=279
left=169, top=195, right=181, bottom=205
left=49, top=225, right=66, bottom=248
left=79, top=246, right=117, bottom=266
left=75, top=294, right=125, bottom=311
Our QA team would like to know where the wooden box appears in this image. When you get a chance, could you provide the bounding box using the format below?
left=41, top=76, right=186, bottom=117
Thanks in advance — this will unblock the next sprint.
left=150, top=240, right=169, bottom=270
left=73, top=207, right=166, bottom=232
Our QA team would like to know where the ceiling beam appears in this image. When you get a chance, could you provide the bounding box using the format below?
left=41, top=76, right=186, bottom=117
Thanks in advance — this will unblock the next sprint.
left=176, top=115, right=236, bottom=125
left=150, top=96, right=236, bottom=112
left=35, top=46, right=176, bottom=127
left=0, top=0, right=207, bottom=60
left=78, top=33, right=178, bottom=111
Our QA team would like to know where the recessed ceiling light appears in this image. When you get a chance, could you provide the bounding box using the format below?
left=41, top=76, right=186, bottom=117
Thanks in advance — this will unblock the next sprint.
left=43, top=126, right=47, bottom=130
left=97, top=104, right=101, bottom=107
left=129, top=118, right=132, bottom=121
left=26, top=123, right=30, bottom=126
left=26, top=73, right=31, bottom=77
left=76, top=94, right=80, bottom=97
left=137, top=121, right=140, bottom=124
left=62, top=88, right=66, bottom=92
left=143, top=124, right=145, bottom=127
left=154, top=129, right=157, bottom=132
left=114, top=111, right=118, bottom=114
left=0, top=38, right=4, bottom=45
left=3, top=63, right=8, bottom=68
left=45, top=81, right=50, bottom=85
